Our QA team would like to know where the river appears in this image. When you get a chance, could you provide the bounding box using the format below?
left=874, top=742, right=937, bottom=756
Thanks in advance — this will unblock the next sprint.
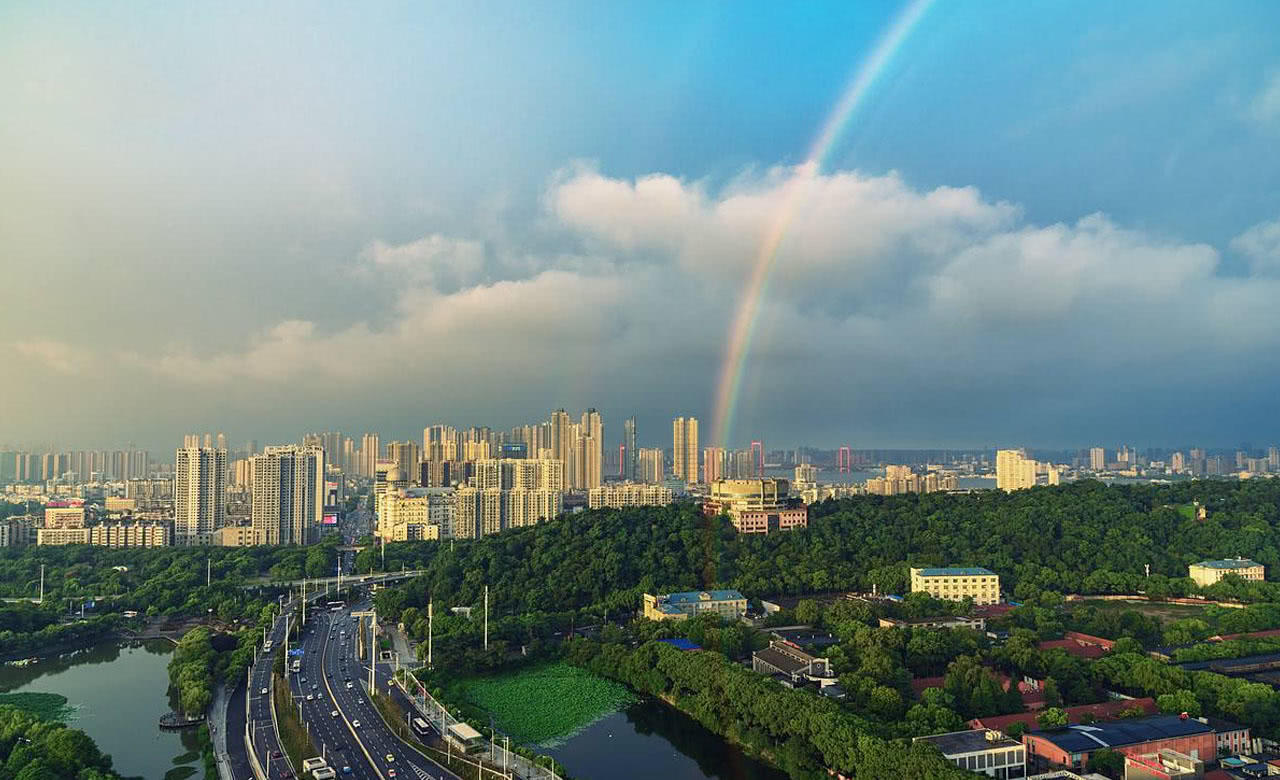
left=543, top=697, right=789, bottom=780
left=0, top=640, right=203, bottom=780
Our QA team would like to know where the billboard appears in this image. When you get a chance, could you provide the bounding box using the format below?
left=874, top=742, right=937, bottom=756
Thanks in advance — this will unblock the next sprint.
left=322, top=512, right=338, bottom=525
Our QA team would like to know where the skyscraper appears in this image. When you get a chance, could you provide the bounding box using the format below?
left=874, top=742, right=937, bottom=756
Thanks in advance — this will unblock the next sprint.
left=703, top=447, right=726, bottom=483
left=623, top=416, right=637, bottom=482
left=550, top=410, right=573, bottom=472
left=672, top=417, right=699, bottom=484
left=1089, top=447, right=1106, bottom=471
left=252, top=445, right=325, bottom=545
left=579, top=409, right=603, bottom=490
left=175, top=445, right=226, bottom=545
left=360, top=433, right=380, bottom=478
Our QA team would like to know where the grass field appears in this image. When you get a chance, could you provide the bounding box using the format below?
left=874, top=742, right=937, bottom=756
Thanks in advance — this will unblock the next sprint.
left=1073, top=598, right=1212, bottom=623
left=455, top=662, right=634, bottom=746
left=0, top=692, right=75, bottom=722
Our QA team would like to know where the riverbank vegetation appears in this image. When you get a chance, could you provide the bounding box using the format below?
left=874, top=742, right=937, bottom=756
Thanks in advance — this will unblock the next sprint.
left=0, top=692, right=74, bottom=722
left=0, top=703, right=123, bottom=779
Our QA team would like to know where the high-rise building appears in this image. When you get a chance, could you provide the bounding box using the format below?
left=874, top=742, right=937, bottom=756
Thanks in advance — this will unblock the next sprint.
left=703, top=447, right=726, bottom=484
left=175, top=446, right=227, bottom=545
left=1171, top=452, right=1186, bottom=473
left=387, top=441, right=419, bottom=482
left=672, top=417, right=699, bottom=484
left=360, top=433, right=380, bottom=478
left=623, top=416, right=638, bottom=481
left=637, top=448, right=665, bottom=483
left=342, top=437, right=356, bottom=474
left=251, top=445, right=325, bottom=545
left=996, top=449, right=1038, bottom=492
left=550, top=410, right=573, bottom=471
left=1089, top=447, right=1106, bottom=471
left=577, top=409, right=603, bottom=490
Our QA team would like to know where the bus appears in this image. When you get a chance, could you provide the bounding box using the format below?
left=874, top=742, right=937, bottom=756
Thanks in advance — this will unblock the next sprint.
left=411, top=717, right=431, bottom=739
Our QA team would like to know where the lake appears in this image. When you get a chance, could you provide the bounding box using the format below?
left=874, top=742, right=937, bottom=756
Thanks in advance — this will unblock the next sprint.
left=543, top=697, right=790, bottom=780
left=0, top=640, right=203, bottom=780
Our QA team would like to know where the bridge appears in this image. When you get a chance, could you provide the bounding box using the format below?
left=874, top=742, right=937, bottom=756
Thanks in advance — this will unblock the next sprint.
left=242, top=569, right=426, bottom=591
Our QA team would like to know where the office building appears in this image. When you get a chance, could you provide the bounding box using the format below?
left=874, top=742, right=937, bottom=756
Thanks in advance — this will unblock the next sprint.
left=175, top=446, right=226, bottom=545
left=622, top=416, right=637, bottom=481
left=1188, top=558, right=1264, bottom=587
left=1090, top=447, right=1106, bottom=471
left=587, top=483, right=674, bottom=509
left=910, top=567, right=1001, bottom=605
left=642, top=589, right=747, bottom=622
left=996, top=449, right=1038, bottom=492
left=702, top=479, right=808, bottom=534
left=251, top=445, right=325, bottom=545
left=912, top=730, right=1025, bottom=779
left=672, top=417, right=699, bottom=484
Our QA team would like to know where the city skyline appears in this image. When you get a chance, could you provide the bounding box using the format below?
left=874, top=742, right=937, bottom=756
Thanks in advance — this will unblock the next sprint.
left=5, top=2, right=1280, bottom=452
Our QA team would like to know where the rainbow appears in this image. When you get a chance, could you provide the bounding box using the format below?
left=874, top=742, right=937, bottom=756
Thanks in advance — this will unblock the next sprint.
left=710, top=0, right=934, bottom=448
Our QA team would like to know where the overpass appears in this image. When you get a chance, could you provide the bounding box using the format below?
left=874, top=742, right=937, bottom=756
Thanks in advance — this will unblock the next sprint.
left=243, top=569, right=426, bottom=591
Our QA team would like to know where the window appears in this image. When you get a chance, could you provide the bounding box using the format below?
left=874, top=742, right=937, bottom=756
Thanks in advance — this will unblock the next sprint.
left=977, top=753, right=987, bottom=769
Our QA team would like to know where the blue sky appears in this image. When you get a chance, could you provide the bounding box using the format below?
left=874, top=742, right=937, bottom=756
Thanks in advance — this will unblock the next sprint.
left=2, top=1, right=1279, bottom=452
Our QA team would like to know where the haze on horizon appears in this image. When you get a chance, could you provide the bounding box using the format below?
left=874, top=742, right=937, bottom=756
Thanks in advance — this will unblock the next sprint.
left=3, top=0, right=1280, bottom=454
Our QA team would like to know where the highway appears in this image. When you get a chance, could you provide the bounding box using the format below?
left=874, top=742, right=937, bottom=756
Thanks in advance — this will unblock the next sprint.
left=246, top=602, right=296, bottom=779
left=288, top=598, right=459, bottom=780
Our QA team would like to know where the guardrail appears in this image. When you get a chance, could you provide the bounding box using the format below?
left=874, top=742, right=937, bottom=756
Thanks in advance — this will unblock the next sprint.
left=394, top=674, right=563, bottom=780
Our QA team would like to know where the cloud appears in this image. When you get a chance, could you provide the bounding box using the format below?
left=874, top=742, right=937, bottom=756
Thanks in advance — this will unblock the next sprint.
left=1249, top=72, right=1280, bottom=126
left=1232, top=217, right=1280, bottom=276
left=13, top=340, right=92, bottom=375
left=29, top=163, right=1280, bottom=447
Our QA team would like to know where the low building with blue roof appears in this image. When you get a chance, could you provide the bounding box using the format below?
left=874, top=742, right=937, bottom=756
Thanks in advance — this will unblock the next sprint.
left=910, top=566, right=1001, bottom=605
left=642, top=589, right=747, bottom=622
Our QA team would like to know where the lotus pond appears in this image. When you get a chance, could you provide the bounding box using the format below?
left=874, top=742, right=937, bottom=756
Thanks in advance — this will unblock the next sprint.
left=454, top=661, right=635, bottom=745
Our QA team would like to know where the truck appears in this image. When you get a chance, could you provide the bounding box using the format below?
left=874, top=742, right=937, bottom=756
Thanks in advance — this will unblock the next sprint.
left=301, top=757, right=328, bottom=773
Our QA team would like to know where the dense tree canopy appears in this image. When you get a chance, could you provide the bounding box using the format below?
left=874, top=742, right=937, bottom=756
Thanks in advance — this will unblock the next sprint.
left=0, top=704, right=121, bottom=779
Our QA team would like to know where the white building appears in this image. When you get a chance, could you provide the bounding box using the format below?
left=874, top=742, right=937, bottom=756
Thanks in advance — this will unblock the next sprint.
left=175, top=446, right=226, bottom=545
left=252, top=445, right=324, bottom=545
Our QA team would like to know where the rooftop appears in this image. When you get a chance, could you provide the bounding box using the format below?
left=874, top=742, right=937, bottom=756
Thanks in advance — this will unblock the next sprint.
left=662, top=589, right=745, bottom=605
left=969, top=698, right=1158, bottom=733
left=1026, top=715, right=1212, bottom=753
left=754, top=645, right=816, bottom=676
left=915, top=729, right=1021, bottom=756
left=656, top=638, right=700, bottom=651
left=914, top=567, right=996, bottom=577
left=1194, top=558, right=1262, bottom=569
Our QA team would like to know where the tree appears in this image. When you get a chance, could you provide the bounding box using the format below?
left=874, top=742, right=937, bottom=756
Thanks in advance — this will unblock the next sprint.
left=1036, top=707, right=1068, bottom=731
left=1089, top=748, right=1125, bottom=778
left=1156, top=689, right=1201, bottom=717
left=1042, top=677, right=1062, bottom=708
left=1005, top=722, right=1027, bottom=740
left=795, top=599, right=821, bottom=626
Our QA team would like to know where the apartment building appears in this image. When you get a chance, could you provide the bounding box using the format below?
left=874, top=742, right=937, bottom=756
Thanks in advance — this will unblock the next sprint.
left=587, top=483, right=674, bottom=509
left=1188, top=558, right=1264, bottom=586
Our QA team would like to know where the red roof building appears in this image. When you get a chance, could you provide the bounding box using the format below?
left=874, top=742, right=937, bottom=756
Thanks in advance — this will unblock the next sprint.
left=968, top=697, right=1159, bottom=732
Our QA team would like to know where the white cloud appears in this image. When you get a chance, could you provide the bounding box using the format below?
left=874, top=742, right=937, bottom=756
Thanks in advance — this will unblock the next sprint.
left=13, top=340, right=92, bottom=375
left=1232, top=217, right=1280, bottom=276
left=1249, top=72, right=1280, bottom=126
left=54, top=163, right=1280, bottom=446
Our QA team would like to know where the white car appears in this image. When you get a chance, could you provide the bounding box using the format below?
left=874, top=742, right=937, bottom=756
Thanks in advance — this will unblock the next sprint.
left=352, top=720, right=361, bottom=728
left=331, top=710, right=339, bottom=718
left=259, top=687, right=268, bottom=695
left=306, top=694, right=314, bottom=701
left=346, top=682, right=353, bottom=689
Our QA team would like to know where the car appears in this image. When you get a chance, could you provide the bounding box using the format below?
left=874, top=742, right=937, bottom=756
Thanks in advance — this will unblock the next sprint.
left=326, top=673, right=332, bottom=678
left=331, top=710, right=339, bottom=717
left=346, top=682, right=353, bottom=689
left=312, top=684, right=318, bottom=689
left=306, top=694, right=314, bottom=701
left=260, top=687, right=268, bottom=695
left=300, top=677, right=307, bottom=683
left=351, top=720, right=360, bottom=728
left=385, top=754, right=395, bottom=763
left=342, top=767, right=352, bottom=775
left=271, top=751, right=282, bottom=760
left=387, top=771, right=396, bottom=778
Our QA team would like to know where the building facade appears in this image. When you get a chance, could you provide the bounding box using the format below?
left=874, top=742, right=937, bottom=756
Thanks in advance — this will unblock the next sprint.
left=175, top=446, right=226, bottom=546
left=910, top=567, right=1001, bottom=605
left=251, top=445, right=325, bottom=545
left=587, top=483, right=674, bottom=509
left=913, top=730, right=1026, bottom=779
left=702, top=479, right=808, bottom=534
left=996, top=449, right=1038, bottom=492
left=1189, top=558, right=1265, bottom=586
left=642, top=589, right=747, bottom=621
left=672, top=417, right=699, bottom=484
left=212, top=525, right=258, bottom=546
left=1022, top=715, right=1215, bottom=772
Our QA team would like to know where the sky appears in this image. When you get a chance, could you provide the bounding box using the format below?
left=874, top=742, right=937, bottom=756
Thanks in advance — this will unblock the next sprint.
left=3, top=0, right=1280, bottom=454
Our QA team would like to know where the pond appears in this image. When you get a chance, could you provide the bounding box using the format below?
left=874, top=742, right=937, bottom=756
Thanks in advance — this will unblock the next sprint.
left=542, top=697, right=789, bottom=780
left=0, top=640, right=204, bottom=780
